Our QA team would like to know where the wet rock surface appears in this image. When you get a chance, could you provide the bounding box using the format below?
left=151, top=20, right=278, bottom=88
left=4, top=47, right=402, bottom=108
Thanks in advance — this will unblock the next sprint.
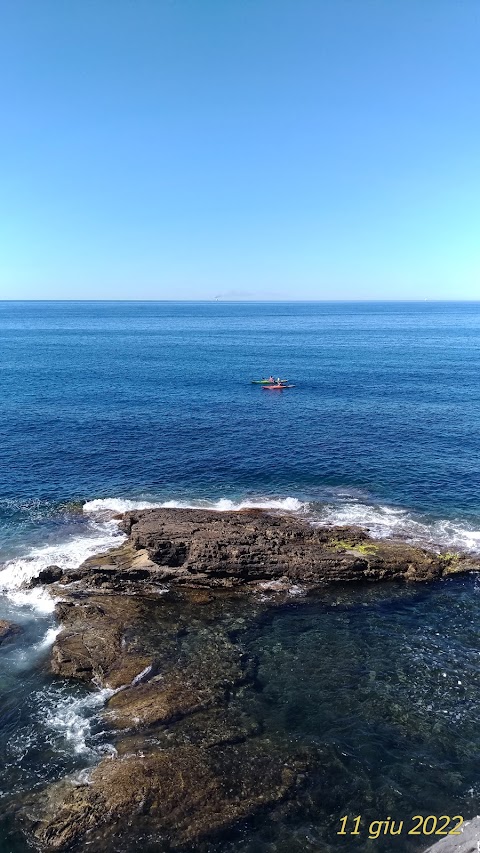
left=50, top=595, right=151, bottom=687
left=30, top=565, right=64, bottom=586
left=24, top=739, right=311, bottom=851
left=0, top=619, right=21, bottom=644
left=59, top=507, right=473, bottom=594
left=17, top=510, right=480, bottom=851
left=23, top=586, right=310, bottom=852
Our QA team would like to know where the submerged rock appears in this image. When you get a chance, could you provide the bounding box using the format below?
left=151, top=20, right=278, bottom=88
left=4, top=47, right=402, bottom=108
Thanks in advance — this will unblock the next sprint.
left=24, top=738, right=310, bottom=851
left=104, top=634, right=253, bottom=730
left=0, top=619, right=21, bottom=644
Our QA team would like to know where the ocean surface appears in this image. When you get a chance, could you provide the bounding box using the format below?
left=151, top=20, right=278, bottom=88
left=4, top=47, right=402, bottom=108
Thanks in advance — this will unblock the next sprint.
left=0, top=300, right=479, bottom=851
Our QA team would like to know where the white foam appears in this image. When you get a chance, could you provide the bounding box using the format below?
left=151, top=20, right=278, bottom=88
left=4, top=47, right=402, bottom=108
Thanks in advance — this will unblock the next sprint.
left=83, top=497, right=161, bottom=514
left=428, top=520, right=480, bottom=553
left=0, top=519, right=125, bottom=611
left=131, top=664, right=152, bottom=686
left=6, top=586, right=58, bottom=614
left=288, top=585, right=306, bottom=596
left=83, top=496, right=306, bottom=514
left=42, top=685, right=115, bottom=756
left=82, top=494, right=480, bottom=556
left=36, top=625, right=62, bottom=649
left=316, top=502, right=480, bottom=555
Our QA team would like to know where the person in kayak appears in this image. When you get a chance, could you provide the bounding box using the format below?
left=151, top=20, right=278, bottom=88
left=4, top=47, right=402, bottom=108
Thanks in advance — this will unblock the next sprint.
left=268, top=375, right=275, bottom=383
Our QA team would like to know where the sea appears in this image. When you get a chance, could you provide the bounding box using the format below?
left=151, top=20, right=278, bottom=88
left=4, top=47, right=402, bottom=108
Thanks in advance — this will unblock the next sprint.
left=0, top=300, right=479, bottom=852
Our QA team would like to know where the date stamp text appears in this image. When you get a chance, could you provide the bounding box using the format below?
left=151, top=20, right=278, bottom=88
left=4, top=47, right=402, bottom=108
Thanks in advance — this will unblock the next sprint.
left=337, top=814, right=464, bottom=840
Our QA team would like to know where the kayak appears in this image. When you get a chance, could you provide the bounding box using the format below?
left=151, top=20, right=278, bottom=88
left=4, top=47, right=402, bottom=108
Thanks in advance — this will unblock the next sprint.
left=251, top=379, right=287, bottom=384
left=263, top=384, right=295, bottom=389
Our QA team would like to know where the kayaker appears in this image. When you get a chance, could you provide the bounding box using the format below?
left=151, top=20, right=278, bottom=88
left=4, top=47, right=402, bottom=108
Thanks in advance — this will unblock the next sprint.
left=268, top=375, right=275, bottom=383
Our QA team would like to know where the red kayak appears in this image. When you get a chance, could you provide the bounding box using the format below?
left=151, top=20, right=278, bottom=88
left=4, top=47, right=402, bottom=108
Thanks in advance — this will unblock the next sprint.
left=263, top=384, right=295, bottom=389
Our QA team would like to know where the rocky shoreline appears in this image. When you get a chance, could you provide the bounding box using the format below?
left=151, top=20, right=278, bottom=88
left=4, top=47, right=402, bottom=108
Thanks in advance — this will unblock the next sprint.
left=15, top=508, right=480, bottom=851
left=53, top=507, right=476, bottom=595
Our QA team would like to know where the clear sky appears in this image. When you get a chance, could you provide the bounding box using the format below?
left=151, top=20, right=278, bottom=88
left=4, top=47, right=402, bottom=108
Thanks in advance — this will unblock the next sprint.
left=1, top=0, right=479, bottom=300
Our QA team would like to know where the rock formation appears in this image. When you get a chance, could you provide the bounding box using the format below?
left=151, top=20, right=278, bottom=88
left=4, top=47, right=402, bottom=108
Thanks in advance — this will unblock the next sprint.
left=57, top=507, right=472, bottom=595
left=0, top=619, right=21, bottom=644
left=16, top=508, right=479, bottom=851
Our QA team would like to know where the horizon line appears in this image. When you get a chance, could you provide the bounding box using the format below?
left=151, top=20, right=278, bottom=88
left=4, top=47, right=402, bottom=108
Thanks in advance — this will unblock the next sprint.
left=1, top=299, right=480, bottom=304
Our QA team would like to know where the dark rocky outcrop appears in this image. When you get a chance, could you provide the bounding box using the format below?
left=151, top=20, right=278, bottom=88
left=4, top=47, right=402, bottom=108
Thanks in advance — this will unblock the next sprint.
left=30, top=565, right=63, bottom=586
left=0, top=619, right=21, bottom=644
left=57, top=507, right=473, bottom=595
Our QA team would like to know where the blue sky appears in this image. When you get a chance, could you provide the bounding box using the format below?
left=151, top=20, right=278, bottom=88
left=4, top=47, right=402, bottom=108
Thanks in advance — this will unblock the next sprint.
left=1, top=0, right=478, bottom=300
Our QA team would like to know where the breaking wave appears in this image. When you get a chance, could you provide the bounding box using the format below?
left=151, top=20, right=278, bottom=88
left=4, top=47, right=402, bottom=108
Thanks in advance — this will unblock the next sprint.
left=315, top=501, right=480, bottom=554
left=0, top=519, right=125, bottom=612
left=83, top=494, right=480, bottom=555
left=2, top=492, right=479, bottom=619
left=8, top=684, right=119, bottom=760
left=83, top=495, right=306, bottom=514
left=42, top=685, right=116, bottom=756
left=82, top=493, right=480, bottom=555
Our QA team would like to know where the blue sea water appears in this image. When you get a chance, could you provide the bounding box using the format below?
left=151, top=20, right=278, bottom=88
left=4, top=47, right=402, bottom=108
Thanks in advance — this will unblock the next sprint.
left=0, top=301, right=479, bottom=851
left=1, top=300, right=480, bottom=522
